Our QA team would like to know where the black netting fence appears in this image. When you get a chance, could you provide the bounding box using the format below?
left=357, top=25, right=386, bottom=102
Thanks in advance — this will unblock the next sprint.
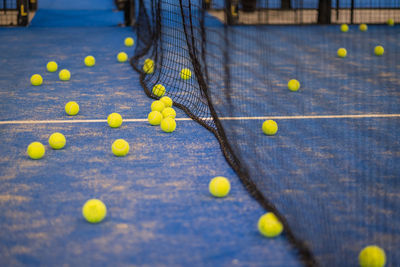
left=131, top=0, right=400, bottom=266
left=206, top=0, right=400, bottom=25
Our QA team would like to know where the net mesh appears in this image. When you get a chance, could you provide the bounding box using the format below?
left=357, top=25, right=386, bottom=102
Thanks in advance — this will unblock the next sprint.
left=131, top=1, right=400, bottom=266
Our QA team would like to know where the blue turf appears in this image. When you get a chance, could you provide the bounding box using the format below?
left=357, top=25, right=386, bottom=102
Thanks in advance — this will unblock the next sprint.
left=38, top=0, right=116, bottom=10
left=0, top=27, right=138, bottom=121
left=0, top=14, right=301, bottom=267
left=204, top=22, right=400, bottom=266
left=0, top=121, right=301, bottom=266
left=1, top=0, right=399, bottom=266
left=30, top=0, right=123, bottom=27
left=30, top=10, right=123, bottom=27
left=221, top=25, right=400, bottom=116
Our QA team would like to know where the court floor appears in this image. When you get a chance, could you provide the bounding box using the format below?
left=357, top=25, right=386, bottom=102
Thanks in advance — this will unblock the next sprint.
left=0, top=23, right=302, bottom=267
left=1, top=1, right=399, bottom=266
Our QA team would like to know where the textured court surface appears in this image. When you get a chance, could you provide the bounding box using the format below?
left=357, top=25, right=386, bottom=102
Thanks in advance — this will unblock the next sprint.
left=0, top=2, right=301, bottom=266
left=204, top=19, right=400, bottom=265
left=1, top=0, right=399, bottom=266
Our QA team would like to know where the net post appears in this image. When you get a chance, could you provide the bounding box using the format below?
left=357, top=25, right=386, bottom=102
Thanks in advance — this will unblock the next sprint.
left=29, top=0, right=37, bottom=11
left=17, top=0, right=29, bottom=26
left=350, top=0, right=354, bottom=24
left=336, top=0, right=339, bottom=21
left=317, top=0, right=332, bottom=24
left=281, top=0, right=291, bottom=9
left=203, top=0, right=211, bottom=10
left=225, top=0, right=238, bottom=25
left=242, top=0, right=256, bottom=12
left=123, top=0, right=135, bottom=26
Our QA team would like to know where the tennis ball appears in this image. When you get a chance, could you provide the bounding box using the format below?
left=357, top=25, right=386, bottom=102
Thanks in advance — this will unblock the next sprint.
left=143, top=58, right=154, bottom=74
left=374, top=46, right=384, bottom=56
left=107, top=113, right=123, bottom=128
left=46, top=61, right=58, bottom=72
left=288, top=79, right=300, bottom=91
left=112, top=139, right=129, bottom=157
left=152, top=84, right=166, bottom=97
left=84, top=55, right=95, bottom=67
left=27, top=142, right=45, bottom=159
left=162, top=107, right=176, bottom=119
left=82, top=199, right=107, bottom=224
left=48, top=132, right=66, bottom=150
left=180, top=68, right=192, bottom=80
left=59, top=69, right=71, bottom=81
left=65, top=101, right=79, bottom=116
left=337, top=48, right=347, bottom=58
left=151, top=100, right=165, bottom=112
left=257, top=212, right=283, bottom=238
left=117, top=52, right=128, bottom=62
left=387, top=18, right=394, bottom=26
left=262, top=120, right=278, bottom=136
left=359, top=24, right=368, bottom=32
left=359, top=245, right=386, bottom=267
left=124, top=37, right=134, bottom=47
left=160, top=96, right=173, bottom=108
left=160, top=117, right=176, bottom=133
left=340, top=24, right=349, bottom=32
left=209, top=176, right=230, bottom=197
left=148, top=111, right=163, bottom=125
left=30, top=74, right=43, bottom=86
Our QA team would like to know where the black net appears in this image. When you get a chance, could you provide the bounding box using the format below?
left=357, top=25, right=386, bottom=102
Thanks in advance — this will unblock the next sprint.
left=206, top=0, right=400, bottom=24
left=131, top=0, right=400, bottom=266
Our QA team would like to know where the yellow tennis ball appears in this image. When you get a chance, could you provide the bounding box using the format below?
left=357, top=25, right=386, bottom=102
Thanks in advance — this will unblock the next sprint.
left=257, top=212, right=283, bottom=238
left=359, top=245, right=386, bottom=267
left=340, top=24, right=349, bottom=32
left=180, top=68, right=192, bottom=80
left=82, top=199, right=107, bottom=224
left=374, top=45, right=384, bottom=56
left=107, top=113, right=123, bottom=128
left=162, top=107, right=176, bottom=119
left=30, top=74, right=43, bottom=86
left=151, top=100, right=165, bottom=112
left=209, top=176, right=230, bottom=197
left=152, top=84, right=166, bottom=97
left=262, top=120, right=278, bottom=136
left=117, top=52, right=128, bottom=62
left=59, top=69, right=71, bottom=81
left=84, top=55, right=95, bottom=67
left=160, top=96, right=173, bottom=108
left=65, top=101, right=79, bottom=116
left=387, top=18, right=394, bottom=26
left=337, top=48, right=347, bottom=58
left=46, top=61, right=58, bottom=72
left=48, top=132, right=66, bottom=150
left=359, top=24, right=368, bottom=32
left=288, top=79, right=300, bottom=91
left=27, top=142, right=45, bottom=159
left=112, top=139, right=129, bottom=156
left=160, top=117, right=176, bottom=133
left=143, top=58, right=154, bottom=74
left=124, top=37, right=134, bottom=47
left=148, top=111, right=163, bottom=125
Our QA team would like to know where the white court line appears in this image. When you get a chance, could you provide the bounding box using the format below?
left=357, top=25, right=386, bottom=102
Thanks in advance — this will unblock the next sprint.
left=0, top=119, right=145, bottom=125
left=0, top=114, right=399, bottom=125
left=217, top=114, right=400, bottom=120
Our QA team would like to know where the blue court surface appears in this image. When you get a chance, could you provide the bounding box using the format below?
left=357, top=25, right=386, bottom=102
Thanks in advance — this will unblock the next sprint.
left=1, top=0, right=399, bottom=266
left=0, top=2, right=302, bottom=266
